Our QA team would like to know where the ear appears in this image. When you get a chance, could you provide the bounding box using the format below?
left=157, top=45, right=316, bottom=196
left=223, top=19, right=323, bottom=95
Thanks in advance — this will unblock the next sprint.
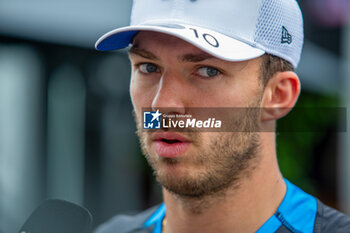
left=261, top=71, right=301, bottom=121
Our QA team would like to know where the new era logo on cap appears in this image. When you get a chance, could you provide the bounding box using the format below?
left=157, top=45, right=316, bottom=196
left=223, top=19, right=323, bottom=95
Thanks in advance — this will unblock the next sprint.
left=281, top=26, right=292, bottom=44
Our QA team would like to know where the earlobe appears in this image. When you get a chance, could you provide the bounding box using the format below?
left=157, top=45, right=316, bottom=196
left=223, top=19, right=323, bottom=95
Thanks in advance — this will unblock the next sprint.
left=261, top=71, right=300, bottom=121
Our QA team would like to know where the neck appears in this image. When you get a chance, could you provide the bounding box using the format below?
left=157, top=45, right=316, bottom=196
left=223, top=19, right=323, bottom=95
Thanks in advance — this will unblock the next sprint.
left=162, top=132, right=286, bottom=233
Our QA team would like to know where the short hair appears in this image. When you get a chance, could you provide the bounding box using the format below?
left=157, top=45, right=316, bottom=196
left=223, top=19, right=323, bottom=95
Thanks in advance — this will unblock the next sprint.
left=260, top=54, right=294, bottom=87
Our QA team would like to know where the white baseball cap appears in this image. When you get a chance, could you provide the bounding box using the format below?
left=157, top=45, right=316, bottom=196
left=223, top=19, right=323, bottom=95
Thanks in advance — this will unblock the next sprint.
left=95, top=0, right=304, bottom=68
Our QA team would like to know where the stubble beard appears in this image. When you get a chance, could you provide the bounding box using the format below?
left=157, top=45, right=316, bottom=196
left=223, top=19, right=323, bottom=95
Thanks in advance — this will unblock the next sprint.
left=135, top=105, right=262, bottom=208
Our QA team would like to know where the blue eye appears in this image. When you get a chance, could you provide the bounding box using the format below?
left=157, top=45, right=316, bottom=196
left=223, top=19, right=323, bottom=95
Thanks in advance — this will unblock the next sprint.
left=139, top=63, right=160, bottom=73
left=197, top=67, right=220, bottom=78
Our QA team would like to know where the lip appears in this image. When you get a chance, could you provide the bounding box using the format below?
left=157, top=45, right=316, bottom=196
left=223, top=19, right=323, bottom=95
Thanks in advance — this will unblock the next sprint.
left=152, top=132, right=190, bottom=142
left=152, top=132, right=191, bottom=158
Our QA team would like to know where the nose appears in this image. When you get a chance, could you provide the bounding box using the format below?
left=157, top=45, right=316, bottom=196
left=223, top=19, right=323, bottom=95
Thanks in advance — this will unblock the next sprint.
left=151, top=71, right=186, bottom=115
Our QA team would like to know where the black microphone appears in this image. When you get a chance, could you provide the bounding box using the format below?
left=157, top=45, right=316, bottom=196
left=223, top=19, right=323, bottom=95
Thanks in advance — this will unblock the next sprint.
left=18, top=199, right=92, bottom=233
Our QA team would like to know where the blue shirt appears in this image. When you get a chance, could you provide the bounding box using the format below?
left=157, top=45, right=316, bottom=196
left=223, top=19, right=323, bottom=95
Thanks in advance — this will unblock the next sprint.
left=94, top=179, right=350, bottom=233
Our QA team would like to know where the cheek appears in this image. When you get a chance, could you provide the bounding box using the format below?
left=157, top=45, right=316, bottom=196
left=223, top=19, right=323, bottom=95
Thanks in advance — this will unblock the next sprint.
left=130, top=74, right=154, bottom=114
left=130, top=76, right=142, bottom=115
left=129, top=76, right=137, bottom=105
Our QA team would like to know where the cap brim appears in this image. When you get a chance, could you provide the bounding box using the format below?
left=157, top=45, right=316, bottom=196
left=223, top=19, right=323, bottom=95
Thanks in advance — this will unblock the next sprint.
left=95, top=23, right=265, bottom=62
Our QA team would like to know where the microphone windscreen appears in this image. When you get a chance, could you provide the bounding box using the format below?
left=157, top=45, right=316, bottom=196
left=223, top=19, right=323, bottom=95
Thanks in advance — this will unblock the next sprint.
left=18, top=199, right=92, bottom=233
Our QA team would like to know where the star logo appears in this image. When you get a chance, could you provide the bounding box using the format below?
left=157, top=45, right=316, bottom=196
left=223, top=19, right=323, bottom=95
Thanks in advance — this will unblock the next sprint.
left=151, top=110, right=162, bottom=122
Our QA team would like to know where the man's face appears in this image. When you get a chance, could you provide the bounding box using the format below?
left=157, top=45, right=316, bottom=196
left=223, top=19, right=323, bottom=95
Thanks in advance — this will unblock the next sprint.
left=129, top=31, right=264, bottom=198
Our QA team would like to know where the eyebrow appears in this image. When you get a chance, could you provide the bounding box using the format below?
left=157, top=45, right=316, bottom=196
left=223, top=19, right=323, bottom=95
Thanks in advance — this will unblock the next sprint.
left=128, top=46, right=158, bottom=60
left=180, top=53, right=215, bottom=62
left=129, top=46, right=216, bottom=63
